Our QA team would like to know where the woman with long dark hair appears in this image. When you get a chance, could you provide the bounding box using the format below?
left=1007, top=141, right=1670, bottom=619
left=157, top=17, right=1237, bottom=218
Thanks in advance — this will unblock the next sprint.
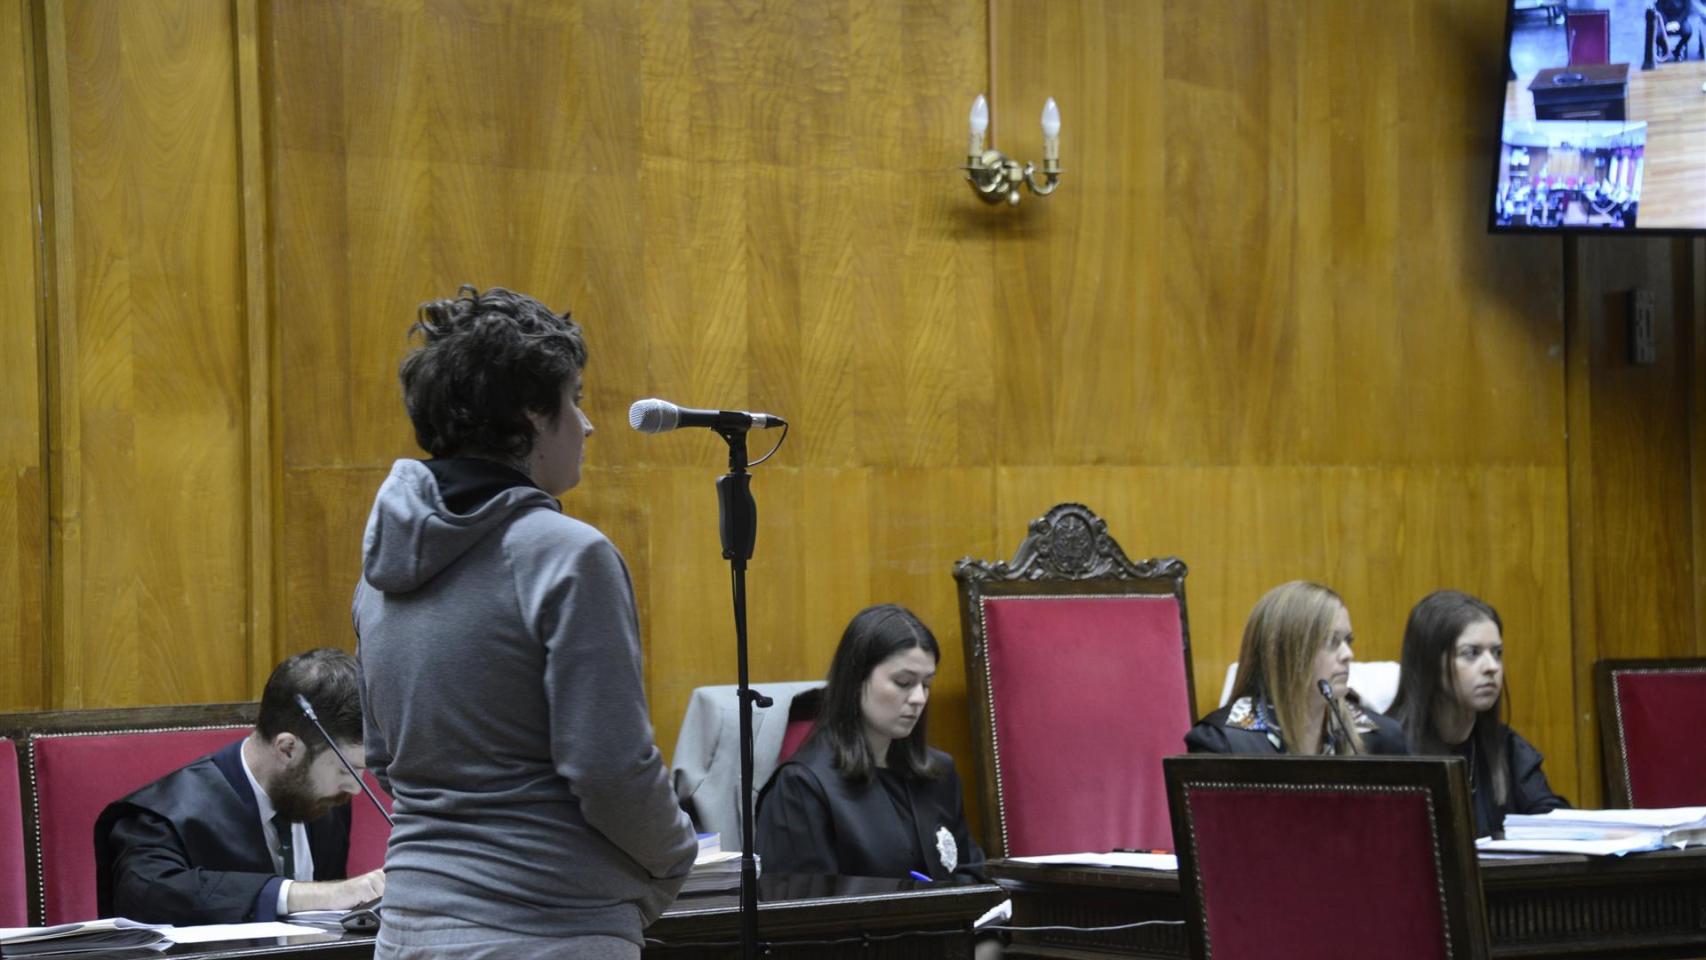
left=1387, top=590, right=1568, bottom=837
left=1186, top=581, right=1407, bottom=755
left=755, top=604, right=984, bottom=883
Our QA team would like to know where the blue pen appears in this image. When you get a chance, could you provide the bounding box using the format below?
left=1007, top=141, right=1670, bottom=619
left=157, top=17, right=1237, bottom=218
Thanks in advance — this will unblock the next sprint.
left=908, top=870, right=932, bottom=883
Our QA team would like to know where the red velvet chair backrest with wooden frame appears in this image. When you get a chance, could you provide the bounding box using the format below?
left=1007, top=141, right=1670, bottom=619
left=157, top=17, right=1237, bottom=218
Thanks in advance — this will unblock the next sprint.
left=1165, top=754, right=1489, bottom=960
left=1596, top=658, right=1706, bottom=808
left=0, top=737, right=27, bottom=928
left=954, top=502, right=1194, bottom=857
left=1565, top=10, right=1611, bottom=65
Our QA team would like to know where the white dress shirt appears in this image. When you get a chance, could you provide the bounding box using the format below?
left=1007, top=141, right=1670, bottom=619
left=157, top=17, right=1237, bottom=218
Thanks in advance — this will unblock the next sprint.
left=238, top=745, right=313, bottom=914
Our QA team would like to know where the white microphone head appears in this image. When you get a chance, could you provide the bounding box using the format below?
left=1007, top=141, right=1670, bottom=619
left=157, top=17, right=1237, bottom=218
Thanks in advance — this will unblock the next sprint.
left=628, top=398, right=681, bottom=434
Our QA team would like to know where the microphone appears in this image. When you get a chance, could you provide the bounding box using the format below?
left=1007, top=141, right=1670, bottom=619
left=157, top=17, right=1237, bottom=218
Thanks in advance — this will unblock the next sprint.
left=294, top=693, right=395, bottom=826
left=1316, top=680, right=1360, bottom=756
left=628, top=398, right=786, bottom=434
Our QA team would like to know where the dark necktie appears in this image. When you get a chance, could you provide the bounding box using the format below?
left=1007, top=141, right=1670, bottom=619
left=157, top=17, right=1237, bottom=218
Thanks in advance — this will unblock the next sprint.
left=272, top=813, right=296, bottom=880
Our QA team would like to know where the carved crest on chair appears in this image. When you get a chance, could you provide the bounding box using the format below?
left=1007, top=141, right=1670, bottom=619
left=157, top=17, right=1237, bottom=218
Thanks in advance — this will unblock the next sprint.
left=954, top=503, right=1180, bottom=584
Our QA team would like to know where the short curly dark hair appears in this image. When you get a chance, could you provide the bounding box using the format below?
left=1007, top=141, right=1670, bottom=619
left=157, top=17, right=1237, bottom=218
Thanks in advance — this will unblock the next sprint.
left=399, top=286, right=588, bottom=460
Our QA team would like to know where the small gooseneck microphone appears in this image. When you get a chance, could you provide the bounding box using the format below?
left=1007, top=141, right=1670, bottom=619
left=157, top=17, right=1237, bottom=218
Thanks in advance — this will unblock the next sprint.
left=294, top=693, right=395, bottom=826
left=1316, top=680, right=1360, bottom=756
left=628, top=398, right=786, bottom=435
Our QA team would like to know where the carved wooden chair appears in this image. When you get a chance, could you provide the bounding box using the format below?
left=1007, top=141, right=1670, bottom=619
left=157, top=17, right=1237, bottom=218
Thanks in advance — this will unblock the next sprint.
left=953, top=502, right=1193, bottom=857
left=1596, top=657, right=1706, bottom=807
left=1166, top=755, right=1489, bottom=960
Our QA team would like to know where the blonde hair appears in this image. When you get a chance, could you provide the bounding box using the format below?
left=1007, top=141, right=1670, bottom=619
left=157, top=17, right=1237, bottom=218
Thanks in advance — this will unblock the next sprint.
left=1227, top=581, right=1362, bottom=755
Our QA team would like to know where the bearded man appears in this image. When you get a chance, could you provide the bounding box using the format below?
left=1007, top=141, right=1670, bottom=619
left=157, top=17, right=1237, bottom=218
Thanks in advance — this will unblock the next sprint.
left=95, top=648, right=385, bottom=924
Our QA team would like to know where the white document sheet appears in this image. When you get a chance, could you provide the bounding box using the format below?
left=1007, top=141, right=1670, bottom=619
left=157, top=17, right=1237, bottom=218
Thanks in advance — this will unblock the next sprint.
left=160, top=922, right=327, bottom=944
left=1009, top=851, right=1178, bottom=870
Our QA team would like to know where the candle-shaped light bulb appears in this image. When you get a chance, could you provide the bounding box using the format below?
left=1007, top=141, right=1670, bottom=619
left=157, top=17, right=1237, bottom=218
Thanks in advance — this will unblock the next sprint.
left=1041, top=97, right=1061, bottom=139
left=1041, top=97, right=1060, bottom=164
left=970, top=94, right=990, bottom=137
left=968, top=93, right=989, bottom=158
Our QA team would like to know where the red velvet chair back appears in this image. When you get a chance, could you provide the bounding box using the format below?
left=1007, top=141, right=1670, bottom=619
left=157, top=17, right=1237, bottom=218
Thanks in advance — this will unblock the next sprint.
left=954, top=503, right=1194, bottom=857
left=0, top=738, right=27, bottom=928
left=1597, top=658, right=1706, bottom=807
left=777, top=690, right=823, bottom=765
left=345, top=771, right=394, bottom=875
left=1166, top=755, right=1488, bottom=960
left=1565, top=10, right=1611, bottom=65
left=29, top=725, right=251, bottom=924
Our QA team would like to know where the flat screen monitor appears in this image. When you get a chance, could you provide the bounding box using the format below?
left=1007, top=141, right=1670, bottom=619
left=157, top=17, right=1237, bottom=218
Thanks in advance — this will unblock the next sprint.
left=1491, top=0, right=1706, bottom=233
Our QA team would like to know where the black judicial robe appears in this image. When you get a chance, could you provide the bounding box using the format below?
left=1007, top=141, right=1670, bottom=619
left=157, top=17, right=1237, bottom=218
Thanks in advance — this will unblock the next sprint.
left=755, top=738, right=985, bottom=883
left=94, top=738, right=351, bottom=924
left=1184, top=694, right=1411, bottom=756
left=1454, top=726, right=1570, bottom=838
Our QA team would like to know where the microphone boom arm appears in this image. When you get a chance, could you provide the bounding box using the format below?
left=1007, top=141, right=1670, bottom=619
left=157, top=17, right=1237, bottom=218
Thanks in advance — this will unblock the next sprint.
left=294, top=693, right=395, bottom=826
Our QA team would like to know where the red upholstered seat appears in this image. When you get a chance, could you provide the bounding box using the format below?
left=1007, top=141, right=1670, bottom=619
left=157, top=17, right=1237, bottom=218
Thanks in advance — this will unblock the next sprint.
left=0, top=738, right=27, bottom=928
left=1599, top=659, right=1706, bottom=807
left=30, top=727, right=248, bottom=924
left=981, top=594, right=1188, bottom=854
left=345, top=771, right=394, bottom=875
left=1166, top=755, right=1488, bottom=960
left=955, top=503, right=1195, bottom=857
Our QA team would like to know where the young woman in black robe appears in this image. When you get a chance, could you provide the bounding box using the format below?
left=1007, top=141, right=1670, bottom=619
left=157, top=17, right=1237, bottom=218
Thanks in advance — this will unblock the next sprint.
left=755, top=604, right=985, bottom=884
left=1387, top=590, right=1569, bottom=838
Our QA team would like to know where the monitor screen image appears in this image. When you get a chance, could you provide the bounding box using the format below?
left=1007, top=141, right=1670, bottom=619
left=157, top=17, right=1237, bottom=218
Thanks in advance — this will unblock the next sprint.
left=1493, top=0, right=1706, bottom=233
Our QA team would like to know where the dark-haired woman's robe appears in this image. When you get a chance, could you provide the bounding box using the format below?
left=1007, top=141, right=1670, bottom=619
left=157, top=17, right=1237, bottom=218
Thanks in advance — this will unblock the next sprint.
left=1452, top=726, right=1570, bottom=838
left=754, top=738, right=984, bottom=882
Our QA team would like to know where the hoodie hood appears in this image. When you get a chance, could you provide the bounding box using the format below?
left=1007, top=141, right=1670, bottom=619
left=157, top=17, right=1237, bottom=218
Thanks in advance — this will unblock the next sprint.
left=361, top=459, right=559, bottom=593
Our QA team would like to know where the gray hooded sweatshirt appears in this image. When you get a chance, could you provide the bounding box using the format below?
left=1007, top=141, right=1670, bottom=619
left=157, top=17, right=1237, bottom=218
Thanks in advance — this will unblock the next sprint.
left=353, top=458, right=696, bottom=942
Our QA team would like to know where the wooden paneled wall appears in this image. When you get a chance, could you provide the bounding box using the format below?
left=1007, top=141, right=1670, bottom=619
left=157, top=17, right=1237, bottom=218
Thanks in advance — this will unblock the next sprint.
left=1565, top=236, right=1704, bottom=801
left=2, top=0, right=1703, bottom=819
left=990, top=0, right=1580, bottom=792
left=1, top=0, right=45, bottom=712
left=19, top=0, right=257, bottom=710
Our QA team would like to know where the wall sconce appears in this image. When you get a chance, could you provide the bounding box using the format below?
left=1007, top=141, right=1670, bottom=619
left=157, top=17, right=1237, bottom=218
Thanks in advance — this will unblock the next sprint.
left=965, top=93, right=1061, bottom=205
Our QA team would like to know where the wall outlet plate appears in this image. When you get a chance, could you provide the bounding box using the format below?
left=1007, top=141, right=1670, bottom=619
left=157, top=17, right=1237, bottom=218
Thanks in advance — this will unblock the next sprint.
left=1629, top=289, right=1657, bottom=366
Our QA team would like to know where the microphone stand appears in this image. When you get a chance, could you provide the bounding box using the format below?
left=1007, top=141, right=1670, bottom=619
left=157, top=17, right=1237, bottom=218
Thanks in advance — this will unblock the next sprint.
left=714, top=425, right=771, bottom=960
left=294, top=693, right=394, bottom=825
left=1316, top=681, right=1359, bottom=756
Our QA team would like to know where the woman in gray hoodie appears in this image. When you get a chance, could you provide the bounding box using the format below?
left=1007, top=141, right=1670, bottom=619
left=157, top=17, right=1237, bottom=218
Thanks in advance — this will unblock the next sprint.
left=354, top=286, right=697, bottom=960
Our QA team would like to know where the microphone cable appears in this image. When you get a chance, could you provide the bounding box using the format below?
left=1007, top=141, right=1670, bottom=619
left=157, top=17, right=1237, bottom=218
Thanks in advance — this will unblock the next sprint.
left=746, top=421, right=789, bottom=467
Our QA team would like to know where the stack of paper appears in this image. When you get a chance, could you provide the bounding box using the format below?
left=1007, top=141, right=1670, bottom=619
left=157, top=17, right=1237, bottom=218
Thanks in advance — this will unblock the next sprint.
left=678, top=838, right=745, bottom=896
left=0, top=919, right=168, bottom=956
left=1009, top=851, right=1178, bottom=871
left=1477, top=807, right=1706, bottom=856
left=696, top=832, right=723, bottom=857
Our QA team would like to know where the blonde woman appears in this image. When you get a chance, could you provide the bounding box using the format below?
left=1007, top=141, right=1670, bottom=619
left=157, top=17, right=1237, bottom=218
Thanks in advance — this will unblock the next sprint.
left=1185, top=581, right=1408, bottom=756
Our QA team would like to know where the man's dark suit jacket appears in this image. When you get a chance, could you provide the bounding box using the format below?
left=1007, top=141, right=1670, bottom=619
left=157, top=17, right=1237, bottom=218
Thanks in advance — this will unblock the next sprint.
left=94, top=738, right=351, bottom=924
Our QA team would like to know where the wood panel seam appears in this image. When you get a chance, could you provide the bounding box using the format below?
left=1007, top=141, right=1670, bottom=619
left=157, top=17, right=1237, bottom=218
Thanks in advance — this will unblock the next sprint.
left=233, top=0, right=279, bottom=694
left=30, top=0, right=77, bottom=709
